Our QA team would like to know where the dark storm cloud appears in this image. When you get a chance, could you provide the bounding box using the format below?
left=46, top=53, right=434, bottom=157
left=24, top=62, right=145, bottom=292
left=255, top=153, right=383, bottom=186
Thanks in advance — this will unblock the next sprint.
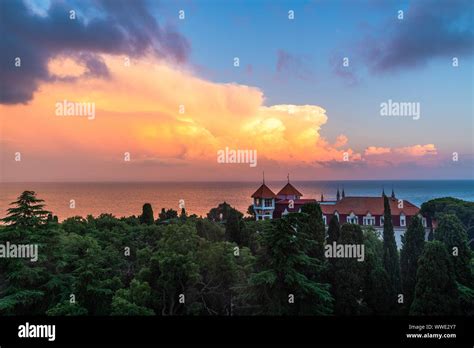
left=0, top=0, right=190, bottom=104
left=361, top=0, right=473, bottom=73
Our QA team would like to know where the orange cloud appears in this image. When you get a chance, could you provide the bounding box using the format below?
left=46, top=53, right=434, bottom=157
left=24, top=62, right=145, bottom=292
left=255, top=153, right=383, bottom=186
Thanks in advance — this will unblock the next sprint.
left=0, top=54, right=439, bottom=181
left=365, top=146, right=391, bottom=156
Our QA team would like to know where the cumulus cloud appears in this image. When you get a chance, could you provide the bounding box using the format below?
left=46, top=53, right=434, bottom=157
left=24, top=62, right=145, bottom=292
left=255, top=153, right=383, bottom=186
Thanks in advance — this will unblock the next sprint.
left=0, top=0, right=190, bottom=104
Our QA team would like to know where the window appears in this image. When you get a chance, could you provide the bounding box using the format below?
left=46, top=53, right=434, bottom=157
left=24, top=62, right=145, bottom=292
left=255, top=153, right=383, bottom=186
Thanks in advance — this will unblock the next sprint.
left=380, top=216, right=384, bottom=226
left=363, top=216, right=376, bottom=225
left=422, top=217, right=427, bottom=227
left=264, top=198, right=273, bottom=207
left=400, top=214, right=406, bottom=227
left=323, top=215, right=327, bottom=225
left=347, top=214, right=358, bottom=224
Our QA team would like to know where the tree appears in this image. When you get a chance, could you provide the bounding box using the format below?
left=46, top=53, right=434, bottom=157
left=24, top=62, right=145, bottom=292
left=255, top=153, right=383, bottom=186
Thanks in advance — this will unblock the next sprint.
left=421, top=197, right=474, bottom=244
left=382, top=195, right=401, bottom=303
left=327, top=214, right=340, bottom=244
left=246, top=205, right=255, bottom=220
left=111, top=280, right=154, bottom=315
left=300, top=203, right=325, bottom=260
left=225, top=209, right=243, bottom=245
left=139, top=203, right=154, bottom=225
left=207, top=202, right=242, bottom=222
left=245, top=214, right=333, bottom=315
left=332, top=223, right=365, bottom=315
left=410, top=241, right=460, bottom=315
left=362, top=228, right=391, bottom=315
left=434, top=214, right=473, bottom=286
left=400, top=216, right=425, bottom=312
left=179, top=207, right=187, bottom=221
left=1, top=191, right=50, bottom=228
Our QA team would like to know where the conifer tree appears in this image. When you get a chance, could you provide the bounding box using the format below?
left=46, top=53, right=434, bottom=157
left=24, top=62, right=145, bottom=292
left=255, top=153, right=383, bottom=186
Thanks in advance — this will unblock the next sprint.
left=434, top=214, right=473, bottom=286
left=332, top=224, right=365, bottom=315
left=410, top=241, right=460, bottom=315
left=382, top=195, right=401, bottom=303
left=327, top=214, right=340, bottom=244
left=139, top=203, right=154, bottom=225
left=300, top=203, right=325, bottom=260
left=1, top=191, right=50, bottom=228
left=400, top=215, right=425, bottom=311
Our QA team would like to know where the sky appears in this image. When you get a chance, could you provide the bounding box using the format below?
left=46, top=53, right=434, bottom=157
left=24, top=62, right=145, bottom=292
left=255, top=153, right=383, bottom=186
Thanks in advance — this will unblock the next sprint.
left=0, top=0, right=473, bottom=181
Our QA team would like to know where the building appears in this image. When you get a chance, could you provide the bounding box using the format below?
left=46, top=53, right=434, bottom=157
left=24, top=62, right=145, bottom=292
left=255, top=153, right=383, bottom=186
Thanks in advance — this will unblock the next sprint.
left=251, top=175, right=317, bottom=220
left=251, top=179, right=431, bottom=242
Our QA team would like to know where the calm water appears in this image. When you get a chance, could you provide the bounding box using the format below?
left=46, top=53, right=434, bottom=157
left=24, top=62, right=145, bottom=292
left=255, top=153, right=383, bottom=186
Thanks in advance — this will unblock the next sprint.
left=0, top=181, right=473, bottom=221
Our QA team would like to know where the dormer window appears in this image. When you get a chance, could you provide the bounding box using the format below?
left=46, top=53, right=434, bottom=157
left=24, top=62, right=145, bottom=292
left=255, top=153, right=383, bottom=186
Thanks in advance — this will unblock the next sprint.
left=363, top=213, right=375, bottom=226
left=400, top=213, right=406, bottom=227
left=347, top=212, right=358, bottom=224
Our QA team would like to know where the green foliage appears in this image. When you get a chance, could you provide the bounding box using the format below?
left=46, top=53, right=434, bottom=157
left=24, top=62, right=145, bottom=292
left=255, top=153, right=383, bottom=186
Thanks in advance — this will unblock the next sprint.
left=400, top=216, right=425, bottom=312
left=434, top=214, right=473, bottom=286
left=410, top=241, right=460, bottom=315
left=1, top=191, right=50, bottom=229
left=207, top=202, right=242, bottom=222
left=332, top=224, right=365, bottom=315
left=139, top=203, right=154, bottom=225
left=420, top=197, right=474, bottom=241
left=327, top=214, right=340, bottom=244
left=245, top=213, right=333, bottom=315
left=382, top=195, right=401, bottom=304
left=300, top=203, right=325, bottom=260
left=362, top=227, right=391, bottom=315
left=0, top=193, right=468, bottom=317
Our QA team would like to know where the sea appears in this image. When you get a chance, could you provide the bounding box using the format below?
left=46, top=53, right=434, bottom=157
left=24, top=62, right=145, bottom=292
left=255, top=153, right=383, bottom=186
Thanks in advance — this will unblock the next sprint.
left=0, top=180, right=473, bottom=221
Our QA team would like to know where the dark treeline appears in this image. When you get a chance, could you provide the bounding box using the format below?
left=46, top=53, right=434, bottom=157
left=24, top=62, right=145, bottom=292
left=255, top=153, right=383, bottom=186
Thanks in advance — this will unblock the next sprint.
left=0, top=191, right=472, bottom=316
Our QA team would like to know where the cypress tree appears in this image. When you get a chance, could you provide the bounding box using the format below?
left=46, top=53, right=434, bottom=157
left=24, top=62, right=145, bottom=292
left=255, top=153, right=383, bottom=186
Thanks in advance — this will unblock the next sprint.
left=400, top=215, right=425, bottom=311
left=382, top=195, right=401, bottom=301
left=300, top=203, right=325, bottom=260
left=332, top=223, right=365, bottom=315
left=434, top=214, right=473, bottom=286
left=139, top=203, right=154, bottom=225
left=410, top=241, right=460, bottom=315
left=327, top=214, right=340, bottom=244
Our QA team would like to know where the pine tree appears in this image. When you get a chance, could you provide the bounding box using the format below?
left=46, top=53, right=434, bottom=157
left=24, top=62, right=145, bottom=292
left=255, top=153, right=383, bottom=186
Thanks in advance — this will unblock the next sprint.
left=246, top=214, right=333, bottom=315
left=434, top=214, right=473, bottom=286
left=1, top=191, right=50, bottom=228
left=382, top=195, right=401, bottom=303
left=139, top=203, right=154, bottom=225
left=400, top=215, right=425, bottom=312
left=410, top=241, right=460, bottom=315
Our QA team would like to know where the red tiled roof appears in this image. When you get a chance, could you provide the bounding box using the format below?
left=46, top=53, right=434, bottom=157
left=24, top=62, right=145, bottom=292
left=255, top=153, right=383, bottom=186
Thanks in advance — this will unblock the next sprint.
left=277, top=182, right=303, bottom=196
left=251, top=184, right=277, bottom=199
left=320, top=196, right=419, bottom=216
